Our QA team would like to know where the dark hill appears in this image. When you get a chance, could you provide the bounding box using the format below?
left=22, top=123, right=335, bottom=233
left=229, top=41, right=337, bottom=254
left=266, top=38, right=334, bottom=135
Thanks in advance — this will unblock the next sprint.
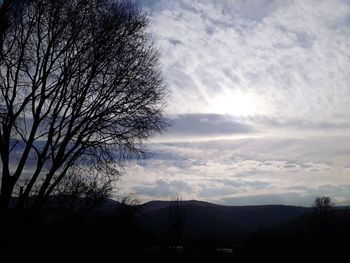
left=137, top=200, right=311, bottom=243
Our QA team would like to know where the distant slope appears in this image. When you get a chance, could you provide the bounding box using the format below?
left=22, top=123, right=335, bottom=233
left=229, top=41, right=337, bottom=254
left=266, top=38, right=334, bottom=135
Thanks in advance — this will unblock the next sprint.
left=140, top=200, right=218, bottom=212
left=137, top=200, right=312, bottom=242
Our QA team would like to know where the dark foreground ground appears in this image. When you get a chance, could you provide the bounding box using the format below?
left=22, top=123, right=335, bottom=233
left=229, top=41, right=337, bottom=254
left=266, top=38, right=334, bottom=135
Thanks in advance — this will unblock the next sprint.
left=1, top=200, right=349, bottom=262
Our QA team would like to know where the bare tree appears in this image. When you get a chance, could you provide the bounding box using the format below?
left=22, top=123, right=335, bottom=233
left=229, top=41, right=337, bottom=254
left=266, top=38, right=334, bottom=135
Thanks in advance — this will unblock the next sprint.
left=167, top=194, right=186, bottom=247
left=0, top=0, right=167, bottom=217
left=45, top=169, right=114, bottom=219
left=313, top=196, right=334, bottom=215
left=114, top=193, right=140, bottom=222
left=311, top=196, right=335, bottom=242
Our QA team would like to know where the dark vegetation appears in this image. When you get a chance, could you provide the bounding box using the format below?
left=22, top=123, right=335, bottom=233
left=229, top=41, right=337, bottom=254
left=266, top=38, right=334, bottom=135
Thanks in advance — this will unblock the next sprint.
left=1, top=195, right=349, bottom=262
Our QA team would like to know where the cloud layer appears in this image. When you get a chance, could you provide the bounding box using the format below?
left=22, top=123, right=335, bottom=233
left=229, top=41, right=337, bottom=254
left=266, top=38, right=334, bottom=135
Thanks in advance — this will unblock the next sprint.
left=142, top=0, right=350, bottom=124
left=117, top=0, right=350, bottom=206
left=119, top=136, right=350, bottom=206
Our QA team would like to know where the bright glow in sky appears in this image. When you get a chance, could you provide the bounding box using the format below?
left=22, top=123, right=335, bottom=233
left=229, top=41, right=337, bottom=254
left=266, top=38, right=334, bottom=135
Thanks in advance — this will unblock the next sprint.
left=121, top=0, right=350, bottom=206
left=210, top=91, right=263, bottom=116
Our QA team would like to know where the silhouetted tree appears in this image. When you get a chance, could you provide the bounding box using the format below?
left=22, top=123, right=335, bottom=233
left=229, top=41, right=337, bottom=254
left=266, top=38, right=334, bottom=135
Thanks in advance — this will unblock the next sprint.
left=311, top=196, right=335, bottom=243
left=116, top=193, right=140, bottom=219
left=313, top=196, right=334, bottom=215
left=167, top=194, right=186, bottom=247
left=46, top=169, right=114, bottom=219
left=0, top=0, right=167, bottom=218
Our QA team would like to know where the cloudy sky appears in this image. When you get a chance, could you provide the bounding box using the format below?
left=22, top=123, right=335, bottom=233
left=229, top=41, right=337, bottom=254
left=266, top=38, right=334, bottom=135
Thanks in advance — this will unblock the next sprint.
left=118, top=0, right=350, bottom=206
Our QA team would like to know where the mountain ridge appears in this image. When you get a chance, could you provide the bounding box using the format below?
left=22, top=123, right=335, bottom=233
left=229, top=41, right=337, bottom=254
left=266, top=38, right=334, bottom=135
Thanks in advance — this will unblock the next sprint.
left=135, top=199, right=313, bottom=242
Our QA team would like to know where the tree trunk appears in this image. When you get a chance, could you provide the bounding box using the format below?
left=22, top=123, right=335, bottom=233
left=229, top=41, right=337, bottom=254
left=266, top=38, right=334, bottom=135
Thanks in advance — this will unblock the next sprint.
left=0, top=175, right=15, bottom=221
left=0, top=0, right=10, bottom=57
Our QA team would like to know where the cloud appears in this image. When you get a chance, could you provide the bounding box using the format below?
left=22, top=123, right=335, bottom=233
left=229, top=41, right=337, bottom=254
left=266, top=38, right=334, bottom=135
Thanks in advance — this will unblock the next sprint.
left=140, top=0, right=350, bottom=128
left=157, top=114, right=350, bottom=142
left=221, top=192, right=316, bottom=206
left=115, top=1, right=350, bottom=206
left=246, top=115, right=350, bottom=133
left=221, top=184, right=350, bottom=206
left=118, top=136, right=350, bottom=205
left=133, top=179, right=193, bottom=197
left=161, top=113, right=253, bottom=139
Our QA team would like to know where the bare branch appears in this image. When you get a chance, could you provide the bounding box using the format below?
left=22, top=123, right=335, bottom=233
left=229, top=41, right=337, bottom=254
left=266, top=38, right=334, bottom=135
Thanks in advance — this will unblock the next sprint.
left=0, top=0, right=167, bottom=214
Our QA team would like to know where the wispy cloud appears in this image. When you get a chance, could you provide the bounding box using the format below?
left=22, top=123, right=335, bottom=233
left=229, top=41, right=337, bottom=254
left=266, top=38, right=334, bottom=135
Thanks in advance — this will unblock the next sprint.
left=142, top=0, right=350, bottom=125
left=159, top=114, right=254, bottom=140
left=119, top=136, right=350, bottom=205
left=118, top=0, right=350, bottom=206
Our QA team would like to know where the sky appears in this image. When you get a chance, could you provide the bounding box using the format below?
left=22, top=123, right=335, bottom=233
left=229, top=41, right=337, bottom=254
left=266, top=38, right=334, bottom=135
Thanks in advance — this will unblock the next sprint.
left=117, top=0, right=350, bottom=206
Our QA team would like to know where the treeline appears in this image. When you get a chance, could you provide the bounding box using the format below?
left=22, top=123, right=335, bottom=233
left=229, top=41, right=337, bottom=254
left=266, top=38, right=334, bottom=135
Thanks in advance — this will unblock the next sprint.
left=0, top=196, right=349, bottom=262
